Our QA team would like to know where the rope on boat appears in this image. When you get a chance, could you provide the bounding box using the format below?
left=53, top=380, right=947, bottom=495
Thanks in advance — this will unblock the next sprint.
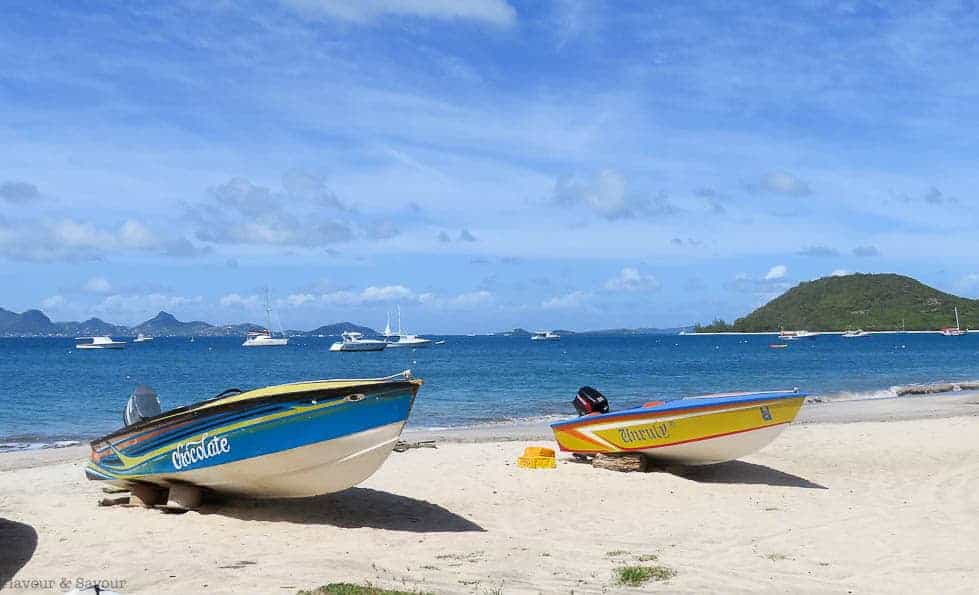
left=393, top=440, right=437, bottom=452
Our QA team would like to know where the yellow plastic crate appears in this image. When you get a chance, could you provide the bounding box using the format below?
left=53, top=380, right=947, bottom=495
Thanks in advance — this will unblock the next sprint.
left=517, top=446, right=556, bottom=469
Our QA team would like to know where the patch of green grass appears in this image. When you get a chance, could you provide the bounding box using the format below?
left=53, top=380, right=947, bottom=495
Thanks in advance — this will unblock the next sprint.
left=614, top=565, right=677, bottom=586
left=636, top=554, right=659, bottom=562
left=297, top=583, right=431, bottom=595
left=605, top=549, right=630, bottom=557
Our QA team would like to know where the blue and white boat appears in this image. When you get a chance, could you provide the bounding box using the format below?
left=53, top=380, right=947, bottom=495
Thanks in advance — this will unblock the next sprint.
left=85, top=371, right=422, bottom=498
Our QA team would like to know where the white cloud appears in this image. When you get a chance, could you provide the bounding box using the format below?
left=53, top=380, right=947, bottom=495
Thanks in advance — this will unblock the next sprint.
left=831, top=269, right=851, bottom=277
left=551, top=170, right=679, bottom=220
left=118, top=219, right=159, bottom=249
left=0, top=216, right=201, bottom=262
left=219, top=293, right=261, bottom=308
left=759, top=171, right=811, bottom=197
left=604, top=267, right=661, bottom=292
left=764, top=265, right=788, bottom=280
left=281, top=0, right=517, bottom=27
left=93, top=293, right=203, bottom=322
left=40, top=295, right=66, bottom=308
left=285, top=293, right=317, bottom=307
left=541, top=290, right=590, bottom=309
left=82, top=276, right=113, bottom=294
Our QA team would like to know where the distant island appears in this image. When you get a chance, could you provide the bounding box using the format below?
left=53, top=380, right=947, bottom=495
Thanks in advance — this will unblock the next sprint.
left=0, top=307, right=694, bottom=338
left=0, top=309, right=378, bottom=338
left=697, top=273, right=977, bottom=332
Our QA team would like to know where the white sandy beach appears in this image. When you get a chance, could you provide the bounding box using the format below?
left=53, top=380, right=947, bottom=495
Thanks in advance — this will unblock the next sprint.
left=2, top=394, right=979, bottom=594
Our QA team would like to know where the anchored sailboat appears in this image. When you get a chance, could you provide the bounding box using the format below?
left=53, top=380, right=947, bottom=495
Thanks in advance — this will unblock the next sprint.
left=940, top=306, right=967, bottom=336
left=242, top=289, right=289, bottom=347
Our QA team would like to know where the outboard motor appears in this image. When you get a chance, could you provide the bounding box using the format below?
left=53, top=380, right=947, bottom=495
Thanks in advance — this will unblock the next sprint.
left=572, top=386, right=610, bottom=416
left=123, top=385, right=162, bottom=426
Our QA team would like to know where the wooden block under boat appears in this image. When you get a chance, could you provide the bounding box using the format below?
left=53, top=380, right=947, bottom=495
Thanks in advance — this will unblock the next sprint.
left=130, top=483, right=167, bottom=507
left=592, top=452, right=648, bottom=473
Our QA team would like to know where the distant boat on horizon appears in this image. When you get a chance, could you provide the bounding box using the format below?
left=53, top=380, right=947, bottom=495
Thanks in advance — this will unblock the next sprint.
left=134, top=333, right=153, bottom=343
left=76, top=336, right=126, bottom=350
left=940, top=307, right=967, bottom=336
left=384, top=306, right=432, bottom=348
left=842, top=329, right=870, bottom=338
left=531, top=330, right=561, bottom=341
left=242, top=289, right=289, bottom=347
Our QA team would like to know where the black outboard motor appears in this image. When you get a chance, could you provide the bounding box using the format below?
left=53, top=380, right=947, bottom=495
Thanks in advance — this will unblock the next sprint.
left=123, top=385, right=162, bottom=426
left=572, top=386, right=610, bottom=416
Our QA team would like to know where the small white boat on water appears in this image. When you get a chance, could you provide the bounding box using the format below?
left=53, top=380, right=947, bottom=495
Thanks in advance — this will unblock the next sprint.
left=531, top=330, right=561, bottom=341
left=243, top=330, right=289, bottom=347
left=242, top=290, right=289, bottom=347
left=134, top=334, right=153, bottom=343
left=940, top=307, right=967, bottom=336
left=76, top=336, right=126, bottom=350
left=330, top=331, right=387, bottom=352
left=842, top=329, right=870, bottom=338
left=384, top=307, right=432, bottom=348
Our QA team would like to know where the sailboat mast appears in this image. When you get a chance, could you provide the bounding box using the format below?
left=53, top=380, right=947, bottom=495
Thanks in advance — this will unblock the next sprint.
left=955, top=306, right=961, bottom=331
left=265, top=288, right=273, bottom=333
left=397, top=305, right=403, bottom=337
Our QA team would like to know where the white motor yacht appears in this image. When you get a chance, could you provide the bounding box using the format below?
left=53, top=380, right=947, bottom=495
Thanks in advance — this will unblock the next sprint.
left=330, top=331, right=387, bottom=352
left=531, top=330, right=561, bottom=341
left=134, top=333, right=153, bottom=343
left=76, top=336, right=126, bottom=350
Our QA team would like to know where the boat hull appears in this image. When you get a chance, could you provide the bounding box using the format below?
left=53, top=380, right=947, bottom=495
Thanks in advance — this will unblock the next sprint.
left=242, top=338, right=289, bottom=347
left=330, top=341, right=386, bottom=351
left=86, top=376, right=420, bottom=497
left=551, top=392, right=805, bottom=466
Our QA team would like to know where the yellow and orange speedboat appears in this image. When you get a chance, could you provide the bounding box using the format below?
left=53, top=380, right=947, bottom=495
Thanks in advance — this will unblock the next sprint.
left=551, top=389, right=806, bottom=465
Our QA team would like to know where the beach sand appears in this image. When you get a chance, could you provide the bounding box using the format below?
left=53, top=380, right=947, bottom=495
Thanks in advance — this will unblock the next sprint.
left=2, top=394, right=979, bottom=594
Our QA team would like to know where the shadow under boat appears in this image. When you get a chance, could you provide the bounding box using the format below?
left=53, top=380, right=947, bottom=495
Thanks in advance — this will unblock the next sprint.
left=199, top=487, right=485, bottom=533
left=0, top=518, right=38, bottom=585
left=665, top=460, right=828, bottom=490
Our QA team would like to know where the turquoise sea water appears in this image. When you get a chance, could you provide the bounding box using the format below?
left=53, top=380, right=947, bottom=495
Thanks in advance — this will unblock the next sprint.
left=1, top=333, right=978, bottom=447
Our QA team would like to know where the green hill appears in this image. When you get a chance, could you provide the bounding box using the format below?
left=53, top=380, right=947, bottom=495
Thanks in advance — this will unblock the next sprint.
left=698, top=273, right=978, bottom=332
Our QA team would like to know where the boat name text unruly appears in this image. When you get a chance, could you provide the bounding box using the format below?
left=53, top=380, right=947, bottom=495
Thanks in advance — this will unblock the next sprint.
left=172, top=434, right=230, bottom=470
left=618, top=423, right=670, bottom=444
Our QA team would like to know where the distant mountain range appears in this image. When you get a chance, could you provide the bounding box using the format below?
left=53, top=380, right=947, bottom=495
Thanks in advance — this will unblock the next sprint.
left=0, top=308, right=378, bottom=338
left=0, top=306, right=693, bottom=338
left=697, top=273, right=978, bottom=332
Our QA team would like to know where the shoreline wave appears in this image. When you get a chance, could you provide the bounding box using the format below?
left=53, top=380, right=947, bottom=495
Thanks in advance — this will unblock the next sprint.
left=810, top=380, right=979, bottom=403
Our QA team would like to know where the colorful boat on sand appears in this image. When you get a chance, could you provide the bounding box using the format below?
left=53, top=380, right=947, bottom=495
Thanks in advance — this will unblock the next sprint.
left=86, top=371, right=422, bottom=498
left=551, top=389, right=806, bottom=465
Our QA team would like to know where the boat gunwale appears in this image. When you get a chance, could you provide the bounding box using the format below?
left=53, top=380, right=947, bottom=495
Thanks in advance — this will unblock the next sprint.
left=90, top=379, right=421, bottom=448
left=549, top=391, right=806, bottom=429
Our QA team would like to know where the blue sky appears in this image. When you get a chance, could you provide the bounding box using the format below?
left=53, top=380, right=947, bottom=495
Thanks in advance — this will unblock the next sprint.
left=2, top=0, right=977, bottom=332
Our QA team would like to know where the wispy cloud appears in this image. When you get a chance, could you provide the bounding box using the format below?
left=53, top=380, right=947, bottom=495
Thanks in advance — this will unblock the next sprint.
left=797, top=245, right=840, bottom=257
left=852, top=245, right=881, bottom=257
left=765, top=264, right=788, bottom=280
left=756, top=172, right=811, bottom=197
left=0, top=181, right=41, bottom=204
left=604, top=267, right=660, bottom=292
left=550, top=170, right=678, bottom=220
left=541, top=290, right=590, bottom=310
left=280, top=0, right=517, bottom=27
